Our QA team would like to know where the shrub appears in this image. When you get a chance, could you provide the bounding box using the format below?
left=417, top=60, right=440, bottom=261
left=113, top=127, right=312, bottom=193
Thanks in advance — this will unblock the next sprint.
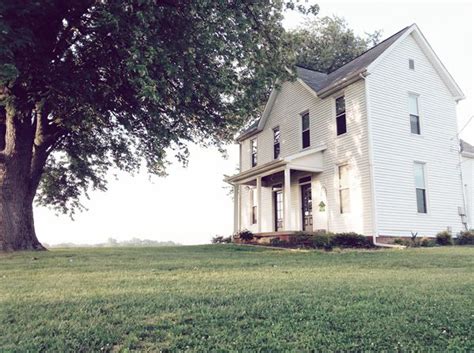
left=331, top=232, right=372, bottom=248
left=436, top=231, right=453, bottom=246
left=270, top=238, right=287, bottom=247
left=312, top=231, right=334, bottom=250
left=393, top=238, right=404, bottom=245
left=456, top=230, right=474, bottom=245
left=235, top=229, right=254, bottom=242
left=211, top=235, right=232, bottom=244
left=292, top=232, right=314, bottom=247
left=420, top=237, right=435, bottom=247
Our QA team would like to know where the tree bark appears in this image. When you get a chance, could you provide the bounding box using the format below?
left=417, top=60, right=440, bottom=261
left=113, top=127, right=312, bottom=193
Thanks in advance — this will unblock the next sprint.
left=0, top=106, right=46, bottom=251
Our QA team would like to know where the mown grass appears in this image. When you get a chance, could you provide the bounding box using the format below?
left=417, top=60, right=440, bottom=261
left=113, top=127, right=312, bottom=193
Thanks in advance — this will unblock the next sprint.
left=1, top=245, right=473, bottom=352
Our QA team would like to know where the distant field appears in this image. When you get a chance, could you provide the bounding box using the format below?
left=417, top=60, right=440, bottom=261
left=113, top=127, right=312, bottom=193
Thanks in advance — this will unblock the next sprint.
left=1, top=245, right=473, bottom=351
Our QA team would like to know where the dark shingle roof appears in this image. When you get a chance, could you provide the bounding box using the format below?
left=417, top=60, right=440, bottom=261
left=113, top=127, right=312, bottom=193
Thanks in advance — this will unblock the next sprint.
left=237, top=25, right=412, bottom=140
left=297, top=25, right=410, bottom=95
left=295, top=66, right=327, bottom=91
left=461, top=139, right=474, bottom=154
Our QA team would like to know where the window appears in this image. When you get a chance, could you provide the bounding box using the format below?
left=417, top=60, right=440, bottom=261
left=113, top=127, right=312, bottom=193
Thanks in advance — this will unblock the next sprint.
left=336, top=96, right=346, bottom=136
left=338, top=165, right=350, bottom=213
left=409, top=59, right=415, bottom=70
left=251, top=188, right=257, bottom=224
left=251, top=138, right=257, bottom=167
left=273, top=127, right=280, bottom=159
left=414, top=163, right=427, bottom=213
left=409, top=94, right=420, bottom=135
left=302, top=112, right=310, bottom=149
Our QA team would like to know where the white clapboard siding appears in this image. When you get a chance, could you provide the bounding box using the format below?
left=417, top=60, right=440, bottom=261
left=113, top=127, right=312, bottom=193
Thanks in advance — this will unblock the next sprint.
left=368, top=33, right=465, bottom=236
left=238, top=78, right=373, bottom=235
left=462, top=156, right=474, bottom=228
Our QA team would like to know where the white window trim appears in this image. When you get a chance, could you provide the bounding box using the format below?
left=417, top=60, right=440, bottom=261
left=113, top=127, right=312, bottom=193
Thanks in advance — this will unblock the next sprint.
left=300, top=110, right=310, bottom=150
left=414, top=161, right=429, bottom=215
left=334, top=93, right=348, bottom=138
left=337, top=163, right=351, bottom=214
left=250, top=138, right=258, bottom=167
left=408, top=92, right=423, bottom=137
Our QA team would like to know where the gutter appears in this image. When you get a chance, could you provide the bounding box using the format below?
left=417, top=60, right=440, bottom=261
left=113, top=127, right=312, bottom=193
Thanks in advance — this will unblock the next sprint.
left=318, top=69, right=367, bottom=98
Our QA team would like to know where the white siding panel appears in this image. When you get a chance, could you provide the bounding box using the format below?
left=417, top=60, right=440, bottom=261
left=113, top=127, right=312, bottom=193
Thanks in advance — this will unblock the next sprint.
left=238, top=79, right=373, bottom=235
left=462, top=156, right=474, bottom=228
left=368, top=33, right=465, bottom=236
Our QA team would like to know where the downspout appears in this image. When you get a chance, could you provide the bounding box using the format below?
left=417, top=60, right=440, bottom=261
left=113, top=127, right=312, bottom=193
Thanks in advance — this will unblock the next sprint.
left=457, top=146, right=469, bottom=231
left=360, top=72, right=382, bottom=246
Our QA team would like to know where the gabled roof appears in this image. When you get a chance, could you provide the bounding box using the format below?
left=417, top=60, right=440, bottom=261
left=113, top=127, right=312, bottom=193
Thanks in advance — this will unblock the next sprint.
left=237, top=24, right=465, bottom=141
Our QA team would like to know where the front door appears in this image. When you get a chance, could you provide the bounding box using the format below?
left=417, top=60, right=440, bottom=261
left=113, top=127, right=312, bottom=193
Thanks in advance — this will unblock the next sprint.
left=273, top=189, right=283, bottom=231
left=301, top=183, right=313, bottom=232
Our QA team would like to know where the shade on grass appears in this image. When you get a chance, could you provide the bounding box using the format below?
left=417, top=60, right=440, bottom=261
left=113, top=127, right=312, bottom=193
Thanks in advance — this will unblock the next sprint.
left=1, top=245, right=473, bottom=351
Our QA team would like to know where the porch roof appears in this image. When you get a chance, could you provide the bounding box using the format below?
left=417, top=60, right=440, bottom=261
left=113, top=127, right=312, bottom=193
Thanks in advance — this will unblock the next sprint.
left=226, top=143, right=326, bottom=185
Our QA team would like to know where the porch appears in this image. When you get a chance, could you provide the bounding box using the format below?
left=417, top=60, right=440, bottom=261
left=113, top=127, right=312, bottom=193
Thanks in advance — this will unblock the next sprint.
left=226, top=144, right=327, bottom=234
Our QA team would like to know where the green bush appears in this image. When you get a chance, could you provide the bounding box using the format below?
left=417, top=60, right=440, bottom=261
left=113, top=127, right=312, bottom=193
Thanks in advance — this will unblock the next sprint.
left=269, top=238, right=287, bottom=247
left=292, top=232, right=314, bottom=246
left=331, top=232, right=373, bottom=248
left=420, top=237, right=435, bottom=247
left=235, top=230, right=254, bottom=242
left=312, top=231, right=334, bottom=250
left=456, top=230, right=474, bottom=245
left=436, top=231, right=453, bottom=246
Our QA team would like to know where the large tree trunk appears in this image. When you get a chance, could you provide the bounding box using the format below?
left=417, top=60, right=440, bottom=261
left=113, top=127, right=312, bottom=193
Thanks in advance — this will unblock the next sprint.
left=0, top=106, right=47, bottom=251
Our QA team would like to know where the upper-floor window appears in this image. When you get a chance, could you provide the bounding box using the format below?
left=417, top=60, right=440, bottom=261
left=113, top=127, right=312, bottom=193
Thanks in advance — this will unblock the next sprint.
left=302, top=112, right=310, bottom=149
left=338, top=164, right=350, bottom=213
left=414, top=162, right=427, bottom=213
left=251, top=138, right=257, bottom=167
left=273, top=127, right=280, bottom=159
left=336, top=96, right=347, bottom=136
left=409, top=94, right=420, bottom=135
left=409, top=58, right=415, bottom=70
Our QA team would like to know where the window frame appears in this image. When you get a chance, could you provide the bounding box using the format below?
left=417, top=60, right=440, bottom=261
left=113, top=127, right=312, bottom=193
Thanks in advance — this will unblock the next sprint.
left=273, top=126, right=281, bottom=159
left=335, top=95, right=347, bottom=136
left=414, top=162, right=428, bottom=214
left=338, top=164, right=351, bottom=214
left=301, top=111, right=310, bottom=149
left=409, top=93, right=421, bottom=135
left=251, top=187, right=258, bottom=224
left=250, top=138, right=257, bottom=167
left=409, top=58, right=415, bottom=70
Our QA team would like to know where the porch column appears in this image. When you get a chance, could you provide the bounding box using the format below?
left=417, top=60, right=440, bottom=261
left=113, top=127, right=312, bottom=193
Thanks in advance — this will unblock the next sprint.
left=233, top=184, right=240, bottom=233
left=284, top=167, right=292, bottom=230
left=256, top=176, right=262, bottom=233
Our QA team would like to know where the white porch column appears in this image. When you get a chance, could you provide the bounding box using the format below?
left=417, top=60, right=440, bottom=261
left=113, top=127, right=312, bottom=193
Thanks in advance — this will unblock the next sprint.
left=256, top=176, right=262, bottom=233
left=233, top=184, right=240, bottom=233
left=284, top=167, right=292, bottom=230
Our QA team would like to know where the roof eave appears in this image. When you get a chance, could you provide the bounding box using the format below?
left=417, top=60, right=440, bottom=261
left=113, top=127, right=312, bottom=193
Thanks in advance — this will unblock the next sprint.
left=317, top=69, right=367, bottom=98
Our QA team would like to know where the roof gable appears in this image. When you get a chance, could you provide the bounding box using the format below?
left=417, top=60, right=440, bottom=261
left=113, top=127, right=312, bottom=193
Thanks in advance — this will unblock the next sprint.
left=236, top=24, right=464, bottom=141
left=367, top=24, right=464, bottom=101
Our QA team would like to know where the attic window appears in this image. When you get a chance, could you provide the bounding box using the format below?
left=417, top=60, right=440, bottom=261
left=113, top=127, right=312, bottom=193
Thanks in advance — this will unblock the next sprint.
left=409, top=59, right=415, bottom=70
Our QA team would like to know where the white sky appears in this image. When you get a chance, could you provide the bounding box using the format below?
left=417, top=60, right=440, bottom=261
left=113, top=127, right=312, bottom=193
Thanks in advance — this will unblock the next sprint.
left=35, top=1, right=473, bottom=245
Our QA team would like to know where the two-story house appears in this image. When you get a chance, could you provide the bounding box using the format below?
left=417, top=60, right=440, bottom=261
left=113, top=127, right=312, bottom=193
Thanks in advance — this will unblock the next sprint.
left=226, top=24, right=467, bottom=242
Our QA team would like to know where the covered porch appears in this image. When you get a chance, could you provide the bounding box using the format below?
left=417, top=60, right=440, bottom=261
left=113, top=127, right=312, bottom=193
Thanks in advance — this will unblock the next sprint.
left=226, top=144, right=327, bottom=234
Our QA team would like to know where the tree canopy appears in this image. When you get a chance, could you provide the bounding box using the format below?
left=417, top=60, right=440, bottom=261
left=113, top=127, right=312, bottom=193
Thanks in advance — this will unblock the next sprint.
left=291, top=16, right=381, bottom=73
left=0, top=1, right=378, bottom=251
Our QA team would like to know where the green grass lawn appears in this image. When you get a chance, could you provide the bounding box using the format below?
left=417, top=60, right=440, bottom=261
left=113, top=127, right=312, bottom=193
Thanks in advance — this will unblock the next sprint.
left=1, top=245, right=473, bottom=352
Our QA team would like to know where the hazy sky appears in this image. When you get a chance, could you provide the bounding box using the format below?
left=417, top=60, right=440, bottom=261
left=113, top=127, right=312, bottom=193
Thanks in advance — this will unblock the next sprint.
left=35, top=0, right=473, bottom=245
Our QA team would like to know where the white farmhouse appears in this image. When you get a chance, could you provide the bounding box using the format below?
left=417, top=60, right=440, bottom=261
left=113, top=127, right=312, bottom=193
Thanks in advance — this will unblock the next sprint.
left=226, top=24, right=467, bottom=243
left=461, top=140, right=474, bottom=229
